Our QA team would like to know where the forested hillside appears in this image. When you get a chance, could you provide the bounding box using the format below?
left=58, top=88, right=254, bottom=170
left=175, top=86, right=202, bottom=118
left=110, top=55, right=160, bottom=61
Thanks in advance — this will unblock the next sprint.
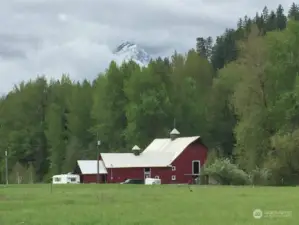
left=1, top=3, right=299, bottom=184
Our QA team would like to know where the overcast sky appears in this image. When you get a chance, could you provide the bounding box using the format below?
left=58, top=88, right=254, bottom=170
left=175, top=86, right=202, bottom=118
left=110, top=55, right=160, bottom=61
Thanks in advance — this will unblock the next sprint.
left=0, top=0, right=294, bottom=93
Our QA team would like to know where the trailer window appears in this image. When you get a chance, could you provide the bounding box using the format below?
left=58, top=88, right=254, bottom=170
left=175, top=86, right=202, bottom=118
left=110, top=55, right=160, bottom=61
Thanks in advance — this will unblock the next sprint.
left=68, top=177, right=76, bottom=182
left=54, top=177, right=61, bottom=182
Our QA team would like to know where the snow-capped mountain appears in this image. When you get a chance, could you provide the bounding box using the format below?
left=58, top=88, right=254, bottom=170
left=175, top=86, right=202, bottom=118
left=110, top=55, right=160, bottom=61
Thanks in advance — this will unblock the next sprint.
left=113, top=41, right=151, bottom=66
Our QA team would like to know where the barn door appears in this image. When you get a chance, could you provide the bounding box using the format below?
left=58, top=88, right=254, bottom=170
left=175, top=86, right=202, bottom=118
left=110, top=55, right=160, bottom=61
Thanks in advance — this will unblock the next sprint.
left=192, top=160, right=201, bottom=175
left=144, top=168, right=151, bottom=179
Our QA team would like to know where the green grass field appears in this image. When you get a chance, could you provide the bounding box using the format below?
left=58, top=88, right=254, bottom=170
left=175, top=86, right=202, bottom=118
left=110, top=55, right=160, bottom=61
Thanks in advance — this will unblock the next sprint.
left=0, top=184, right=298, bottom=225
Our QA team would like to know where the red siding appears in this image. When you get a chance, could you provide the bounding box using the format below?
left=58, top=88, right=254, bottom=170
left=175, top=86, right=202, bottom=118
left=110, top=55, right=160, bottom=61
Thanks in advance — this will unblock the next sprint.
left=171, top=140, right=207, bottom=183
left=94, top=138, right=208, bottom=184
left=81, top=174, right=96, bottom=183
left=106, top=167, right=173, bottom=184
left=81, top=174, right=105, bottom=183
left=150, top=167, right=173, bottom=184
left=106, top=168, right=144, bottom=183
left=149, top=140, right=208, bottom=184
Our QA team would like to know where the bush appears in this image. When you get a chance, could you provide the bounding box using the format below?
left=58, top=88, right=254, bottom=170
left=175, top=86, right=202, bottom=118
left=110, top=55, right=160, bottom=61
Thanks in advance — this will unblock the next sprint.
left=249, top=166, right=271, bottom=185
left=204, top=158, right=250, bottom=185
left=8, top=162, right=35, bottom=184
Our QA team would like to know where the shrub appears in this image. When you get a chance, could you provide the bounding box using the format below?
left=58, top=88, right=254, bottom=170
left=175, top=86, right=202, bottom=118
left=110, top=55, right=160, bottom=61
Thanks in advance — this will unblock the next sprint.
left=249, top=166, right=271, bottom=185
left=204, top=158, right=250, bottom=185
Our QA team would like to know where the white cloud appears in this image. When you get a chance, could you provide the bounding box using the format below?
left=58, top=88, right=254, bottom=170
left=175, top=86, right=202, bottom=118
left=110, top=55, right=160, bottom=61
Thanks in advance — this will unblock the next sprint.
left=0, top=0, right=295, bottom=92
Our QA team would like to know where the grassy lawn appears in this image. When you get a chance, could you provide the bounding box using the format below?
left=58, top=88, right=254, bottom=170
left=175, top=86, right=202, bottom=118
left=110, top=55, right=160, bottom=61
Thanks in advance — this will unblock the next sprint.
left=0, top=184, right=298, bottom=225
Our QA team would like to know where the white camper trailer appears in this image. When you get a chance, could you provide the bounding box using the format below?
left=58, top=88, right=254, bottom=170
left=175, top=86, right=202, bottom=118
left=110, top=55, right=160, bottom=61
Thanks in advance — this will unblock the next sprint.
left=52, top=173, right=80, bottom=184
left=145, top=178, right=161, bottom=185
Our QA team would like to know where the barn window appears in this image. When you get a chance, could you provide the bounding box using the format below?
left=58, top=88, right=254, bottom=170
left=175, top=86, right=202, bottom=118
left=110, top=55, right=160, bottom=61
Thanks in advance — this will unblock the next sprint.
left=192, top=160, right=200, bottom=174
left=172, top=166, right=176, bottom=171
left=171, top=175, right=176, bottom=181
left=155, top=176, right=159, bottom=179
left=144, top=168, right=150, bottom=173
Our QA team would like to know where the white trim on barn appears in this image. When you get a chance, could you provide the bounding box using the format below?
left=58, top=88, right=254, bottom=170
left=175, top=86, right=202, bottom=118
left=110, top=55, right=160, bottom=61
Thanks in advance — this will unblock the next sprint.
left=192, top=160, right=201, bottom=175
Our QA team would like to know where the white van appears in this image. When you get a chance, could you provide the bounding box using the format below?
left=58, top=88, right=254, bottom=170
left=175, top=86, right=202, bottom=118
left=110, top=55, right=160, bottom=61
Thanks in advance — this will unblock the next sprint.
left=52, top=174, right=80, bottom=184
left=145, top=178, right=161, bottom=185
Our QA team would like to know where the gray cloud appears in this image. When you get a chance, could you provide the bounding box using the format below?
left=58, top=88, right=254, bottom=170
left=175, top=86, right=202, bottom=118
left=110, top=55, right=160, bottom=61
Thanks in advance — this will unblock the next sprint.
left=0, top=0, right=295, bottom=93
left=0, top=34, right=41, bottom=59
left=0, top=48, right=26, bottom=59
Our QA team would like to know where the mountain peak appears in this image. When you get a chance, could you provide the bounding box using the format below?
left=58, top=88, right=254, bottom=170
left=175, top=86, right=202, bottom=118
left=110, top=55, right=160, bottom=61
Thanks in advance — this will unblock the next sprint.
left=114, top=41, right=136, bottom=53
left=113, top=41, right=151, bottom=66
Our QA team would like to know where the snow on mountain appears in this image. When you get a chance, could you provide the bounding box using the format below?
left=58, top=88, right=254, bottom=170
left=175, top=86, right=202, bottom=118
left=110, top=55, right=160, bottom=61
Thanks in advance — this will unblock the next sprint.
left=113, top=41, right=151, bottom=66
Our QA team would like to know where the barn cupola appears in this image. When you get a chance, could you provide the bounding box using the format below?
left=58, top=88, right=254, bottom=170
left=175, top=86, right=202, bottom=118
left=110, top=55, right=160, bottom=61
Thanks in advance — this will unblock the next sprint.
left=132, top=145, right=141, bottom=156
left=170, top=128, right=180, bottom=141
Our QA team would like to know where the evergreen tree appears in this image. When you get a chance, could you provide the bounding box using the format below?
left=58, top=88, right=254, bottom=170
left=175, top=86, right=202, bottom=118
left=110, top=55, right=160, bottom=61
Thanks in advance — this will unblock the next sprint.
left=262, top=6, right=269, bottom=23
left=266, top=10, right=277, bottom=31
left=288, top=2, right=299, bottom=20
left=196, top=37, right=213, bottom=60
left=276, top=4, right=287, bottom=30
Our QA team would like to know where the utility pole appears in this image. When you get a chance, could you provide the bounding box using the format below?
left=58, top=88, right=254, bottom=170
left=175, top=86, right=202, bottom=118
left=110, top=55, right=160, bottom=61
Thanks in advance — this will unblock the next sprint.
left=110, top=164, right=113, bottom=182
left=96, top=133, right=101, bottom=184
left=5, top=150, right=8, bottom=185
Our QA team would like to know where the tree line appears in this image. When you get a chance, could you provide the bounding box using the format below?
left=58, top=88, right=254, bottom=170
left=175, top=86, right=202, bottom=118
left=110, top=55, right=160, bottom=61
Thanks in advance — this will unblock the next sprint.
left=1, top=3, right=299, bottom=185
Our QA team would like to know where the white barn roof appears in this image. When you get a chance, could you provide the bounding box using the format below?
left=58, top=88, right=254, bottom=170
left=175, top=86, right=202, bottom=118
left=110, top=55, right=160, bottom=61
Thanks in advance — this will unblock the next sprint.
left=143, top=136, right=200, bottom=160
left=100, top=152, right=173, bottom=168
left=101, top=136, right=200, bottom=168
left=77, top=160, right=107, bottom=174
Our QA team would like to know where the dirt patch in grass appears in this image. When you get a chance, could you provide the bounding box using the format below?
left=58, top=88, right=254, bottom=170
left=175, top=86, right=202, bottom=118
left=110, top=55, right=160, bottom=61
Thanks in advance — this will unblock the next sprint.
left=63, top=199, right=75, bottom=205
left=97, top=193, right=117, bottom=203
left=0, top=194, right=8, bottom=201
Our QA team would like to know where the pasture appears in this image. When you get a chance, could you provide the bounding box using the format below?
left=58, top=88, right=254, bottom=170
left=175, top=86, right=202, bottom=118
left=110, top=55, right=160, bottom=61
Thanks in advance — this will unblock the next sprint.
left=0, top=184, right=298, bottom=225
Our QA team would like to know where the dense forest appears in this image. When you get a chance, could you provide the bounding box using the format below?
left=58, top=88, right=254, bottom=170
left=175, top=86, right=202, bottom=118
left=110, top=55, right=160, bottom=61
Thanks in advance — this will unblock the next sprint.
left=1, top=3, right=299, bottom=185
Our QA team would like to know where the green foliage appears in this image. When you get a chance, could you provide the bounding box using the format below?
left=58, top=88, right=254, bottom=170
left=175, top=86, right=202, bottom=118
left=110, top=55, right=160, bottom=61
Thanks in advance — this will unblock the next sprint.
left=1, top=3, right=299, bottom=186
left=267, top=129, right=299, bottom=185
left=8, top=162, right=35, bottom=184
left=249, top=167, right=271, bottom=185
left=204, top=158, right=250, bottom=185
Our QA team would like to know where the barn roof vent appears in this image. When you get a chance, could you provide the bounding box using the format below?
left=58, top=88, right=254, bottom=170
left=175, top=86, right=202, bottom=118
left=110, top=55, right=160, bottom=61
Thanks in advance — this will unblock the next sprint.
left=170, top=128, right=180, bottom=141
left=132, top=145, right=141, bottom=156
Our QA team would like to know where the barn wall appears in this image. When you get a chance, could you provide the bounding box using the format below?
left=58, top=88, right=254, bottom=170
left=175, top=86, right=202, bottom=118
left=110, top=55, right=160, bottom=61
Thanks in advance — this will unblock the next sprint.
left=149, top=140, right=207, bottom=184
left=150, top=167, right=173, bottom=184
left=81, top=174, right=95, bottom=183
left=106, top=167, right=144, bottom=183
left=81, top=174, right=106, bottom=183
left=171, top=139, right=208, bottom=183
left=105, top=167, right=173, bottom=184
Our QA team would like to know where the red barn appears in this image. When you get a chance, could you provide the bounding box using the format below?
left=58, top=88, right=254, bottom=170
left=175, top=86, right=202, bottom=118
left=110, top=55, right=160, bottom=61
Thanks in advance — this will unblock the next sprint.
left=74, top=129, right=208, bottom=184
left=74, top=160, right=107, bottom=183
